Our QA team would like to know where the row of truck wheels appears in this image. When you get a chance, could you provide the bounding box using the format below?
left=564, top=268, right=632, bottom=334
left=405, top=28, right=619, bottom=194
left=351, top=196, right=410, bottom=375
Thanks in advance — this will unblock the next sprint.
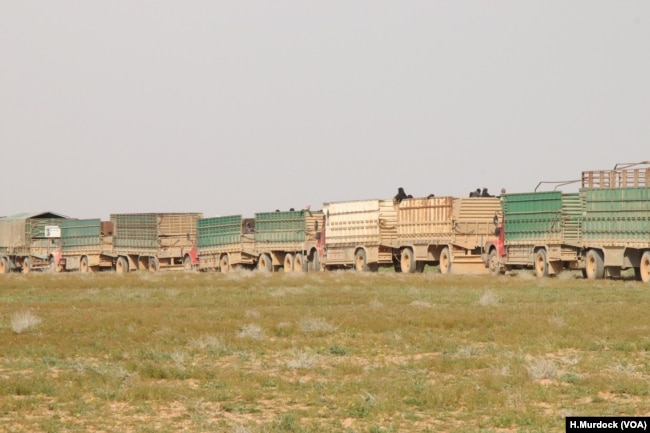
left=526, top=247, right=650, bottom=283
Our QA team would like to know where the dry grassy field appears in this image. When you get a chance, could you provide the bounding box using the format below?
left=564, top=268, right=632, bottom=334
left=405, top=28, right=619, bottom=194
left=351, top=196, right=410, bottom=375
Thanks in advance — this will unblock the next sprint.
left=0, top=269, right=648, bottom=432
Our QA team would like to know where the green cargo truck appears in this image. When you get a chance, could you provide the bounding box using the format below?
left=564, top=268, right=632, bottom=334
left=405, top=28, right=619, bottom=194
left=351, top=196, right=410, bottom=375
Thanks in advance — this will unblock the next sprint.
left=111, top=213, right=203, bottom=272
left=483, top=190, right=584, bottom=277
left=0, top=211, right=71, bottom=273
left=254, top=209, right=323, bottom=272
left=581, top=166, right=650, bottom=281
left=55, top=219, right=114, bottom=272
left=196, top=215, right=256, bottom=272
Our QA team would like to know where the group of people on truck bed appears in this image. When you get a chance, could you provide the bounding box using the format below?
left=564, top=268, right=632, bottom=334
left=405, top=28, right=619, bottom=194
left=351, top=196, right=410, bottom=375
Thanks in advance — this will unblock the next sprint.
left=393, top=187, right=494, bottom=204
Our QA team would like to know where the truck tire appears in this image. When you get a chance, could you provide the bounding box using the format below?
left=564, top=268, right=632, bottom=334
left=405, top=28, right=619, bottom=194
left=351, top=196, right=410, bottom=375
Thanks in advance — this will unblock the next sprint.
left=80, top=256, right=90, bottom=273
left=116, top=256, right=128, bottom=274
left=639, top=251, right=650, bottom=283
left=439, top=247, right=451, bottom=274
left=354, top=249, right=369, bottom=272
left=534, top=249, right=548, bottom=278
left=22, top=257, right=31, bottom=274
left=284, top=253, right=294, bottom=272
left=148, top=257, right=159, bottom=273
left=294, top=253, right=307, bottom=272
left=220, top=255, right=230, bottom=273
left=488, top=249, right=501, bottom=276
left=585, top=249, right=604, bottom=280
left=258, top=253, right=272, bottom=272
left=400, top=248, right=417, bottom=273
left=0, top=257, right=9, bottom=274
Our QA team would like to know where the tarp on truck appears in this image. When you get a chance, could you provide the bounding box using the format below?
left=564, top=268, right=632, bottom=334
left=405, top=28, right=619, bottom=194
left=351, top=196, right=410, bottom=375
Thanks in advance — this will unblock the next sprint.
left=0, top=211, right=70, bottom=248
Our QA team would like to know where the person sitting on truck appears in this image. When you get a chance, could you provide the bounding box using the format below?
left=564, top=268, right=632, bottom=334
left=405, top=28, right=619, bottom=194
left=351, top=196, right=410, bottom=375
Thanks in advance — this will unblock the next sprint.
left=470, top=188, right=481, bottom=197
left=394, top=187, right=408, bottom=203
left=481, top=188, right=494, bottom=197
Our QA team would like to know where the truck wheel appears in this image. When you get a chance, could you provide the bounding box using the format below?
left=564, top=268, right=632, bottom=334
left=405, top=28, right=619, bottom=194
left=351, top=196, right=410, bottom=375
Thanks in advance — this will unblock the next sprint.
left=488, top=249, right=501, bottom=276
left=534, top=249, right=548, bottom=278
left=439, top=247, right=451, bottom=274
left=80, top=256, right=90, bottom=273
left=258, top=253, right=272, bottom=272
left=116, top=256, right=128, bottom=273
left=219, top=255, right=230, bottom=273
left=639, top=251, right=650, bottom=283
left=585, top=249, right=604, bottom=279
left=294, top=253, right=307, bottom=272
left=284, top=253, right=294, bottom=272
left=400, top=248, right=417, bottom=273
left=0, top=257, right=9, bottom=274
left=22, top=257, right=31, bottom=274
left=148, top=257, right=159, bottom=273
left=354, top=249, right=369, bottom=272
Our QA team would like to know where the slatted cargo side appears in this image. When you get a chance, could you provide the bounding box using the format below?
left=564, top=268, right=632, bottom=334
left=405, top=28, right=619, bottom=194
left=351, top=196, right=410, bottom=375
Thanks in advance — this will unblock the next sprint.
left=157, top=213, right=202, bottom=237
left=324, top=199, right=397, bottom=247
left=156, top=213, right=202, bottom=250
left=112, top=213, right=202, bottom=252
left=503, top=192, right=565, bottom=245
left=197, top=215, right=244, bottom=252
left=254, top=210, right=323, bottom=250
left=561, top=193, right=583, bottom=245
left=582, top=187, right=650, bottom=247
left=452, top=197, right=502, bottom=250
left=397, top=197, right=454, bottom=242
left=112, top=214, right=159, bottom=250
left=60, top=219, right=102, bottom=252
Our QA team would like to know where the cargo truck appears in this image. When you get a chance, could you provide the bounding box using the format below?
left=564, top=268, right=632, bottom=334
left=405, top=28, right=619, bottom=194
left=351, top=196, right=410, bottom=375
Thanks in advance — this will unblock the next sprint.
left=580, top=165, right=650, bottom=282
left=194, top=215, right=256, bottom=272
left=318, top=199, right=397, bottom=271
left=54, top=219, right=115, bottom=272
left=483, top=189, right=584, bottom=277
left=111, top=213, right=202, bottom=272
left=0, top=211, right=70, bottom=273
left=254, top=209, right=323, bottom=272
left=396, top=196, right=502, bottom=274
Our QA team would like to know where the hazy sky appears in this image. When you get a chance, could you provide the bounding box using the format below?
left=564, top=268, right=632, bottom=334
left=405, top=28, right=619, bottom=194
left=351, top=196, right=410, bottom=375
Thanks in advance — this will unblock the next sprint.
left=1, top=1, right=648, bottom=219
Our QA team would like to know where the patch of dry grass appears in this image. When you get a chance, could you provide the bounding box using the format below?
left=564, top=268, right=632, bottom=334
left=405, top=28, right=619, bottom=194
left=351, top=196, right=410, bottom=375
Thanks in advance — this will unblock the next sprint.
left=0, top=271, right=648, bottom=432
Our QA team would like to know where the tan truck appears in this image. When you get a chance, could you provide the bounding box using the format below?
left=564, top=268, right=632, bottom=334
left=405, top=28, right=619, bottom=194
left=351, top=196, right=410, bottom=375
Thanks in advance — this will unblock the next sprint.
left=395, top=196, right=502, bottom=273
left=195, top=215, right=257, bottom=272
left=319, top=199, right=397, bottom=271
left=254, top=209, right=323, bottom=272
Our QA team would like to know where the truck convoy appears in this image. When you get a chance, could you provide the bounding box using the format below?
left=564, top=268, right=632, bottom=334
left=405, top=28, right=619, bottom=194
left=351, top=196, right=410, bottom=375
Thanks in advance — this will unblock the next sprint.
left=54, top=213, right=202, bottom=273
left=3, top=162, right=650, bottom=283
left=195, top=209, right=323, bottom=272
left=483, top=163, right=650, bottom=282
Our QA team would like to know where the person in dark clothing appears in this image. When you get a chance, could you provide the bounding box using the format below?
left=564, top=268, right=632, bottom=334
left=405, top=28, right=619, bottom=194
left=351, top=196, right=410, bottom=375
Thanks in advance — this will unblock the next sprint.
left=394, top=187, right=408, bottom=203
left=481, top=188, right=494, bottom=197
